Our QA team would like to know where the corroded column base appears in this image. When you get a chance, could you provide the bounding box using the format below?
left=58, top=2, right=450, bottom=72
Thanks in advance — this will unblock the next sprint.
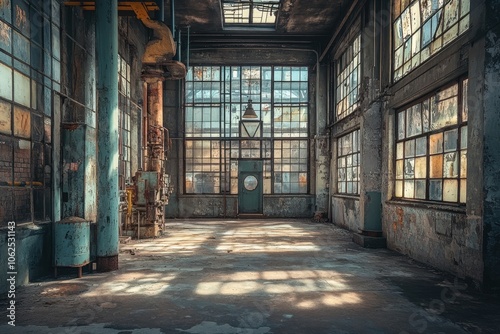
left=96, top=255, right=119, bottom=272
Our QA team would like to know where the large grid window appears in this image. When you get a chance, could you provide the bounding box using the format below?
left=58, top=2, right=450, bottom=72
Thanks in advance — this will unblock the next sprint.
left=337, top=130, right=360, bottom=195
left=118, top=54, right=132, bottom=189
left=0, top=0, right=60, bottom=226
left=185, top=65, right=309, bottom=194
left=395, top=78, right=467, bottom=203
left=222, top=0, right=280, bottom=26
left=336, top=34, right=361, bottom=120
left=393, top=0, right=470, bottom=81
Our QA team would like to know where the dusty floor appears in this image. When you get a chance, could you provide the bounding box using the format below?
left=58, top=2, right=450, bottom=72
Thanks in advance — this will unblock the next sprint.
left=1, top=219, right=499, bottom=334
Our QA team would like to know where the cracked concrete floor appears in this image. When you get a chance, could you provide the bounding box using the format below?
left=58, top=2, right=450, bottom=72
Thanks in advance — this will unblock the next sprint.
left=1, top=219, right=499, bottom=334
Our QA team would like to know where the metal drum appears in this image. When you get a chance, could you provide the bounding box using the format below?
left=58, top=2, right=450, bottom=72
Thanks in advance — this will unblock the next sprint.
left=54, top=217, right=90, bottom=278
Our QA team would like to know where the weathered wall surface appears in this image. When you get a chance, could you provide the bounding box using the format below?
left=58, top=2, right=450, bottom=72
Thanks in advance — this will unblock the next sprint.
left=383, top=205, right=482, bottom=281
left=167, top=195, right=314, bottom=218
left=331, top=197, right=360, bottom=232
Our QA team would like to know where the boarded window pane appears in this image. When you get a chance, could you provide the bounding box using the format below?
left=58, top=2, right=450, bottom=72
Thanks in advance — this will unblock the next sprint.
left=14, top=106, right=31, bottom=138
left=0, top=100, right=11, bottom=134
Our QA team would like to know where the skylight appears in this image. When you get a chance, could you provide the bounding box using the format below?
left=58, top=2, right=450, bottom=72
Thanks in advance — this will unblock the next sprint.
left=222, top=0, right=280, bottom=27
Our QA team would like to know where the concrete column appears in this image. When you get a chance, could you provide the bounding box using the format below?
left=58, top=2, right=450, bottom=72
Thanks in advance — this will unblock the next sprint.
left=358, top=101, right=383, bottom=236
left=481, top=0, right=500, bottom=289
left=96, top=0, right=119, bottom=272
left=315, top=63, right=329, bottom=215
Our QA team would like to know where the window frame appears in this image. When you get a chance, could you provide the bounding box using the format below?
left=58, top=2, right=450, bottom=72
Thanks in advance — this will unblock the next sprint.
left=184, top=65, right=310, bottom=195
left=394, top=77, right=468, bottom=204
left=336, top=129, right=360, bottom=196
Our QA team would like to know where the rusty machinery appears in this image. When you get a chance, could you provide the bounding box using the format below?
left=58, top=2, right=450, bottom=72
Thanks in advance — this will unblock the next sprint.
left=65, top=1, right=186, bottom=238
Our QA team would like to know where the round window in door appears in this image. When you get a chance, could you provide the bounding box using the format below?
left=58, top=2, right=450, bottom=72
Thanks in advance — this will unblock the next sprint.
left=244, top=175, right=258, bottom=191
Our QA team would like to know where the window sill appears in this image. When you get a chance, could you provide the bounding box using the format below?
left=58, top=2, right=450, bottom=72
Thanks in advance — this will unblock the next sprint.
left=386, top=198, right=466, bottom=214
left=333, top=193, right=360, bottom=200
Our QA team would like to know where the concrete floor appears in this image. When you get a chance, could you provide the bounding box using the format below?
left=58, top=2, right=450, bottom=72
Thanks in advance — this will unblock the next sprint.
left=1, top=219, right=499, bottom=334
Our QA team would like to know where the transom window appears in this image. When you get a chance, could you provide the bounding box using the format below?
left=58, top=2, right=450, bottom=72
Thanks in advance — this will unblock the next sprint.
left=184, top=65, right=309, bottom=195
left=395, top=78, right=468, bottom=203
left=337, top=130, right=360, bottom=195
left=393, top=0, right=470, bottom=81
left=222, top=0, right=280, bottom=27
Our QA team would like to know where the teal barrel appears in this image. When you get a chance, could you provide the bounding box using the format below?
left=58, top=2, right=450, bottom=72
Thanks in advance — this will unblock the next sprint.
left=55, top=217, right=90, bottom=267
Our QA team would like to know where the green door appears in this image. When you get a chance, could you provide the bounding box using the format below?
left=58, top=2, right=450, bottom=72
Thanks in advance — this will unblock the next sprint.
left=238, top=160, right=263, bottom=214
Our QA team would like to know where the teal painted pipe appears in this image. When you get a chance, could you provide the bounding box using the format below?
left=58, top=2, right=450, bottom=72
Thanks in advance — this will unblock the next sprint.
left=96, top=0, right=119, bottom=269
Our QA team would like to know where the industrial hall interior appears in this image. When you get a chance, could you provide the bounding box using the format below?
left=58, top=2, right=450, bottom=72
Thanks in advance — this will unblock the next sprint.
left=1, top=0, right=500, bottom=333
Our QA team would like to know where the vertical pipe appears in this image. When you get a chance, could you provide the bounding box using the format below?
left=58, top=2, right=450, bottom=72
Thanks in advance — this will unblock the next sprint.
left=142, top=81, right=149, bottom=171
left=171, top=0, right=176, bottom=40
left=187, top=25, right=190, bottom=70
left=159, top=0, right=165, bottom=22
left=177, top=29, right=182, bottom=63
left=96, top=0, right=119, bottom=272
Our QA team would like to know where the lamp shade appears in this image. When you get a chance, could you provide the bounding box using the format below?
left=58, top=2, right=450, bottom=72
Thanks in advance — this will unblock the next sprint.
left=242, top=99, right=258, bottom=119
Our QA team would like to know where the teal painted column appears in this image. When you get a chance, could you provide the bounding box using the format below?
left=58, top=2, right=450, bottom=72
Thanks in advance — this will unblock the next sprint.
left=96, top=0, right=119, bottom=271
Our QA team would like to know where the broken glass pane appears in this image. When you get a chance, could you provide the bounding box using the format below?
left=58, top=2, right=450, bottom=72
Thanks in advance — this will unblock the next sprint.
left=32, top=113, right=43, bottom=142
left=14, top=139, right=30, bottom=183
left=443, top=152, right=458, bottom=178
left=32, top=142, right=44, bottom=184
left=34, top=188, right=44, bottom=221
left=429, top=180, right=443, bottom=201
left=14, top=188, right=30, bottom=223
left=0, top=134, right=13, bottom=184
left=443, top=179, right=458, bottom=202
left=404, top=158, right=414, bottom=178
left=430, top=154, right=443, bottom=178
